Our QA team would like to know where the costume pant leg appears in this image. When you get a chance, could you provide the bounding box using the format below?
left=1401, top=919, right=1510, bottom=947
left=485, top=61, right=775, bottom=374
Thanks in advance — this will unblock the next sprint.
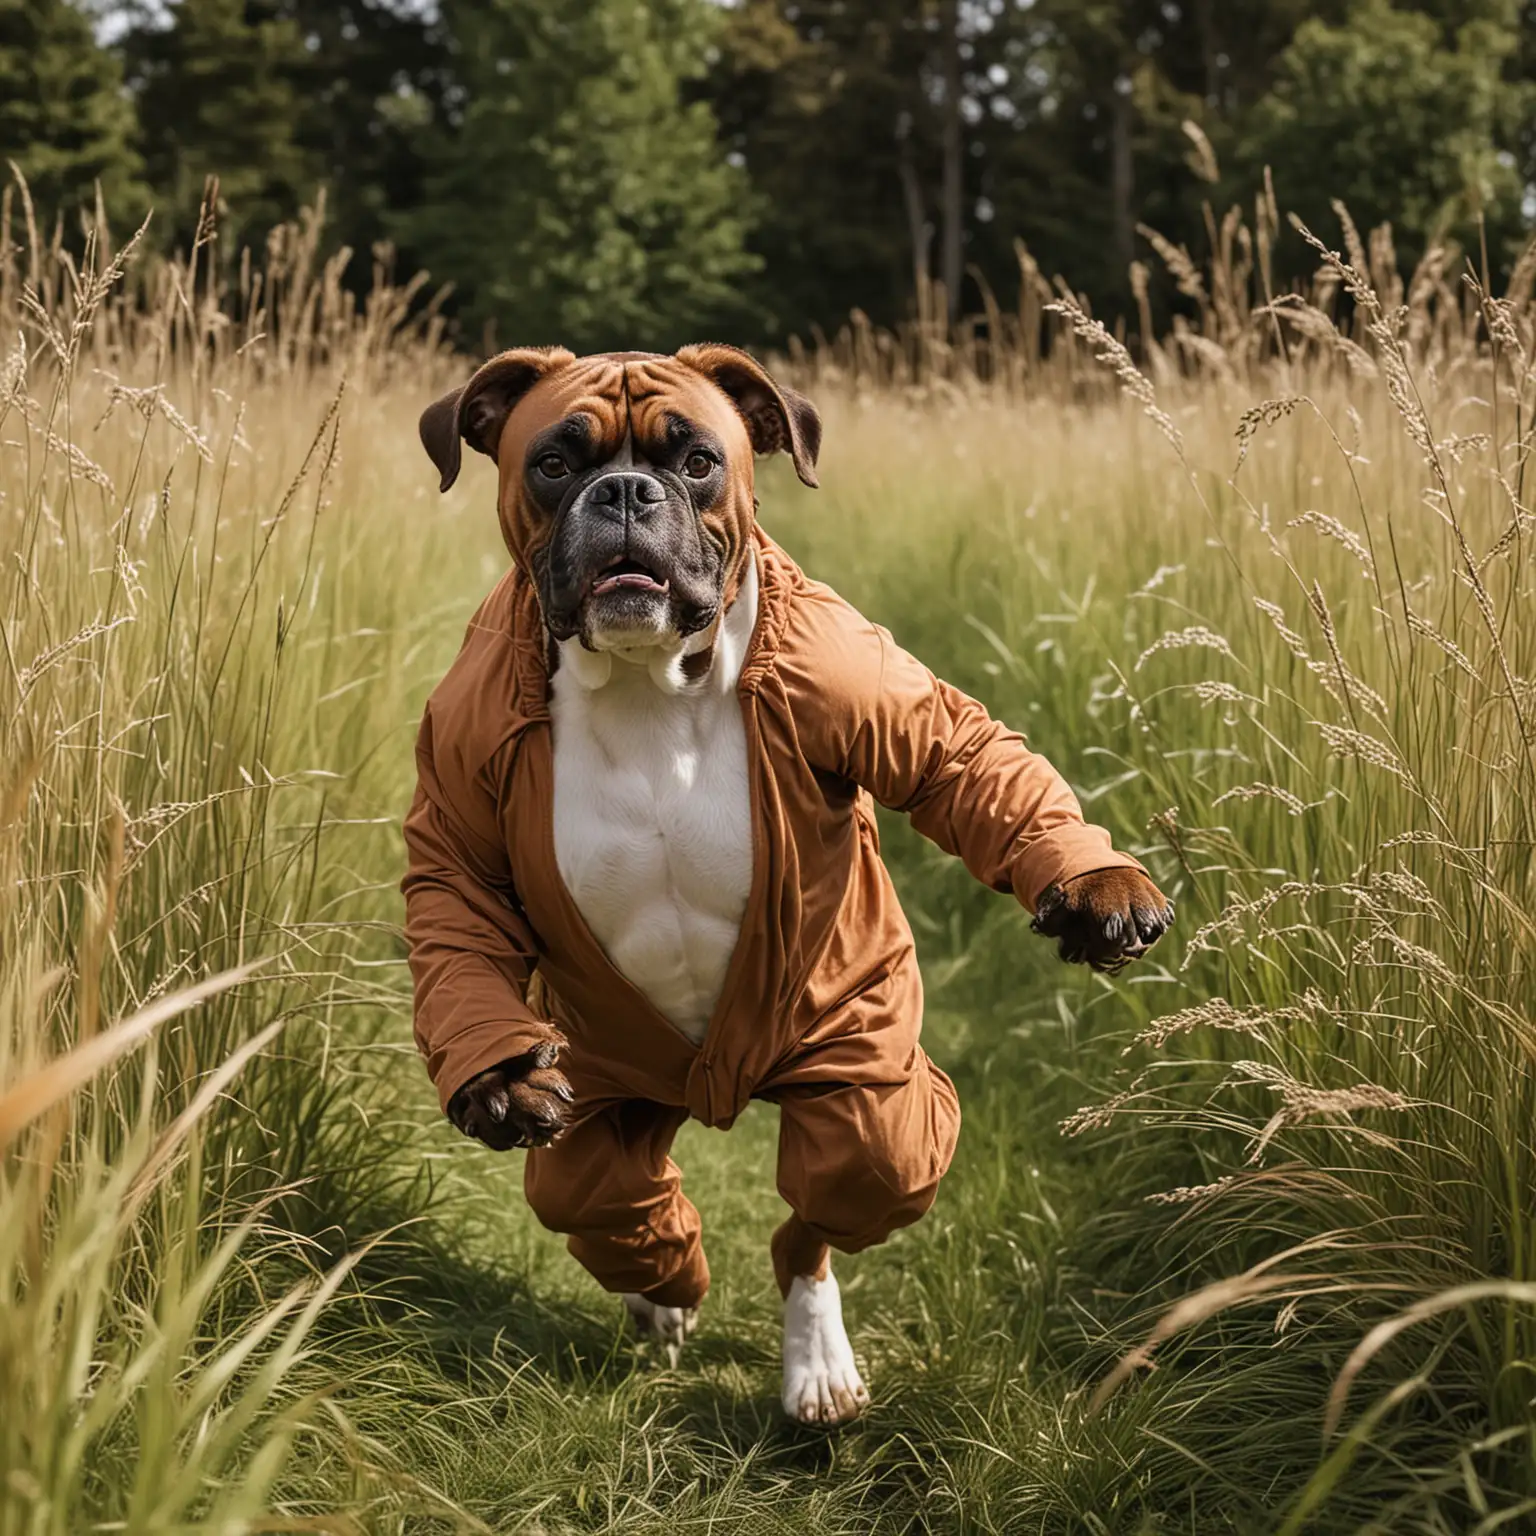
left=768, top=1049, right=961, bottom=1296
left=524, top=1099, right=709, bottom=1308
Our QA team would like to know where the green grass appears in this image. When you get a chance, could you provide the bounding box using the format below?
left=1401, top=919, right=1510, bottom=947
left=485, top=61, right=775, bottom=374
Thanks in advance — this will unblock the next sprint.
left=3, top=224, right=1536, bottom=1533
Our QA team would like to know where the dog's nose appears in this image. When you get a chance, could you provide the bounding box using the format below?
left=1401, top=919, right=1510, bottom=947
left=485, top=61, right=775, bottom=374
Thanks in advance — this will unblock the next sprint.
left=586, top=472, right=667, bottom=520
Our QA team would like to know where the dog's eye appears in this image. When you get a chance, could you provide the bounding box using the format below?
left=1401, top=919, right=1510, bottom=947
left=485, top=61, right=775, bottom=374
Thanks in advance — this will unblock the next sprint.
left=536, top=453, right=568, bottom=479
left=683, top=451, right=714, bottom=479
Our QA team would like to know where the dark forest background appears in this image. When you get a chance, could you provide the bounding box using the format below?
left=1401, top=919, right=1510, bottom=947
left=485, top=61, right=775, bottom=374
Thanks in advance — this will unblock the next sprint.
left=3, top=0, right=1534, bottom=353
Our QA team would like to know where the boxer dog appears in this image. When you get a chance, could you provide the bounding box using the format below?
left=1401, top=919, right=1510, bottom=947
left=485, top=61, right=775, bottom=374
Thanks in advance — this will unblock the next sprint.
left=404, top=344, right=1173, bottom=1425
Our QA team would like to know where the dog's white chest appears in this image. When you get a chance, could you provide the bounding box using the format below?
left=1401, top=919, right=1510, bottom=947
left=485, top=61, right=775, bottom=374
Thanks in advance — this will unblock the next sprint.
left=549, top=567, right=756, bottom=1044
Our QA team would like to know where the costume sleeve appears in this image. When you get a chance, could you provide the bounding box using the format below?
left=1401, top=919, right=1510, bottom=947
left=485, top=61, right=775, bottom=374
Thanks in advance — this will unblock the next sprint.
left=400, top=702, right=559, bottom=1113
left=801, top=591, right=1145, bottom=911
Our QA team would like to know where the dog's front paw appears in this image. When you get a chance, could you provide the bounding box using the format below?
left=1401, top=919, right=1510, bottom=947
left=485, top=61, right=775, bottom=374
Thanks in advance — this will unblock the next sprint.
left=446, top=1040, right=574, bottom=1150
left=1031, top=868, right=1174, bottom=973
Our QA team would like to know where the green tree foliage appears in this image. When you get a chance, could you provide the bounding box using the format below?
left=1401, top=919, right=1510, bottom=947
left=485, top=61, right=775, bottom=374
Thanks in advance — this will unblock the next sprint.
left=398, top=0, right=757, bottom=352
left=1520, top=0, right=1536, bottom=197
left=122, top=0, right=317, bottom=251
left=6, top=0, right=1534, bottom=346
left=710, top=0, right=1532, bottom=334
left=704, top=2, right=940, bottom=342
left=0, top=0, right=145, bottom=225
left=1238, top=0, right=1534, bottom=263
left=253, top=0, right=448, bottom=275
left=974, top=0, right=1347, bottom=309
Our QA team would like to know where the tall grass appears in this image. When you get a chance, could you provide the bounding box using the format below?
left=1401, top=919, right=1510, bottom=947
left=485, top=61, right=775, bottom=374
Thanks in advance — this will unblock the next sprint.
left=0, top=189, right=481, bottom=1531
left=1041, top=211, right=1536, bottom=1526
left=3, top=175, right=1535, bottom=1531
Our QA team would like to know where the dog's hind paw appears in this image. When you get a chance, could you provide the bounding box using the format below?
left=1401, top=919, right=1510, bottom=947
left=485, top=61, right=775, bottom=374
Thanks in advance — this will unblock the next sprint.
left=782, top=1268, right=870, bottom=1426
left=622, top=1292, right=699, bottom=1367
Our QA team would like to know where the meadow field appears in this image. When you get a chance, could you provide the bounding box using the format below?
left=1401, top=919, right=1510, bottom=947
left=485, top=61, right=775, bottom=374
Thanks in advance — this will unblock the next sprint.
left=3, top=193, right=1536, bottom=1533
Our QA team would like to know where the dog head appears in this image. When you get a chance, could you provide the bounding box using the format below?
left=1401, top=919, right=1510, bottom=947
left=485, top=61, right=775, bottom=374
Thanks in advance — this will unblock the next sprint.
left=419, top=345, right=820, bottom=667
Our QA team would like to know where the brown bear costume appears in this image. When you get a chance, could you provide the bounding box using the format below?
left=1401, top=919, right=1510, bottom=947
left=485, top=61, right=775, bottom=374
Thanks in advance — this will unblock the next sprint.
left=403, top=346, right=1167, bottom=1320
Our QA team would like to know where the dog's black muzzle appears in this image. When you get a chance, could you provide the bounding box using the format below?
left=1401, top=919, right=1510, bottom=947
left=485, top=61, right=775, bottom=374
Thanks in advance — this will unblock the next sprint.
left=539, top=467, right=724, bottom=647
left=586, top=468, right=669, bottom=522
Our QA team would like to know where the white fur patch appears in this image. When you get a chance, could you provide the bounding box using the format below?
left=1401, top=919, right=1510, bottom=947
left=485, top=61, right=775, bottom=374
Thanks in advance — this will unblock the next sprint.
left=781, top=1268, right=870, bottom=1425
left=622, top=1291, right=699, bottom=1368
left=550, top=560, right=757, bottom=1043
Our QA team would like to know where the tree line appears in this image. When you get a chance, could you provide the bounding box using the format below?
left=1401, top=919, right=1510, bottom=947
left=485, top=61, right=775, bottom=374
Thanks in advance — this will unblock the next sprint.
left=3, top=0, right=1533, bottom=354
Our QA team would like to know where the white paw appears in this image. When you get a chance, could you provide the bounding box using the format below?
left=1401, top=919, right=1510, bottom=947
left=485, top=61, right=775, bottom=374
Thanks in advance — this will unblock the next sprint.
left=781, top=1268, right=870, bottom=1426
left=622, top=1292, right=699, bottom=1367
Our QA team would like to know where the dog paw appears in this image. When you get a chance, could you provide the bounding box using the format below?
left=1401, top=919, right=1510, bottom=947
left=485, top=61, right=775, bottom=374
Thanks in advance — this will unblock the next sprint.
left=1031, top=868, right=1174, bottom=973
left=445, top=1039, right=573, bottom=1151
left=623, top=1292, right=699, bottom=1367
left=781, top=1269, right=870, bottom=1426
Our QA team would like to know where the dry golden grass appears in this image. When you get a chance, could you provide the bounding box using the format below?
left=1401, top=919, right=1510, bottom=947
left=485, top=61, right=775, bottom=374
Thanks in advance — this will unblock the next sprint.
left=3, top=175, right=1535, bottom=1530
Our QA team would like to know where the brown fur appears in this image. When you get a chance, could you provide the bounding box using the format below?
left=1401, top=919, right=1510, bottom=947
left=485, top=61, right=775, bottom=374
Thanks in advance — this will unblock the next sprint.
left=1031, top=867, right=1175, bottom=973
left=418, top=346, right=575, bottom=494
left=771, top=1214, right=831, bottom=1299
left=446, top=1036, right=574, bottom=1151
left=419, top=344, right=820, bottom=616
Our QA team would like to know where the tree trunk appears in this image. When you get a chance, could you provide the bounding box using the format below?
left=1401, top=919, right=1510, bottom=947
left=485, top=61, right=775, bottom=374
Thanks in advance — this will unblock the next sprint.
left=897, top=131, right=933, bottom=302
left=1110, top=76, right=1135, bottom=282
left=1193, top=0, right=1219, bottom=105
left=939, top=0, right=963, bottom=325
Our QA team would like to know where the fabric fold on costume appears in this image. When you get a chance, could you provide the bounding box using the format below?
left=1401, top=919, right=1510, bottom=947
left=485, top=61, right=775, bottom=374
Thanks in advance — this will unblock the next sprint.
left=402, top=527, right=1144, bottom=1301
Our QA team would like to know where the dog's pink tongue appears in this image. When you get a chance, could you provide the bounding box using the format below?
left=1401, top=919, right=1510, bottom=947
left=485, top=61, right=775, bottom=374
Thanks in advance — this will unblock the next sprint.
left=592, top=572, right=668, bottom=596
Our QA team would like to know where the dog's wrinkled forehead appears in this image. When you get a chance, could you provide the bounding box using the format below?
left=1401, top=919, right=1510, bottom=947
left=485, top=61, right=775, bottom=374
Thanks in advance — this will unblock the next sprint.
left=498, top=354, right=754, bottom=480
left=418, top=343, right=821, bottom=584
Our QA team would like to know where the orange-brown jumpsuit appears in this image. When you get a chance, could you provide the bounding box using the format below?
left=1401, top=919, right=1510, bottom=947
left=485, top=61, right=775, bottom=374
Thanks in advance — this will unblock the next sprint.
left=402, top=528, right=1144, bottom=1307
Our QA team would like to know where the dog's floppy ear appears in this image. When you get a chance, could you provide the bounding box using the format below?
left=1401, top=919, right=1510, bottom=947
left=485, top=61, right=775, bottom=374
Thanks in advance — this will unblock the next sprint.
left=420, top=346, right=576, bottom=492
left=675, top=342, right=821, bottom=489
